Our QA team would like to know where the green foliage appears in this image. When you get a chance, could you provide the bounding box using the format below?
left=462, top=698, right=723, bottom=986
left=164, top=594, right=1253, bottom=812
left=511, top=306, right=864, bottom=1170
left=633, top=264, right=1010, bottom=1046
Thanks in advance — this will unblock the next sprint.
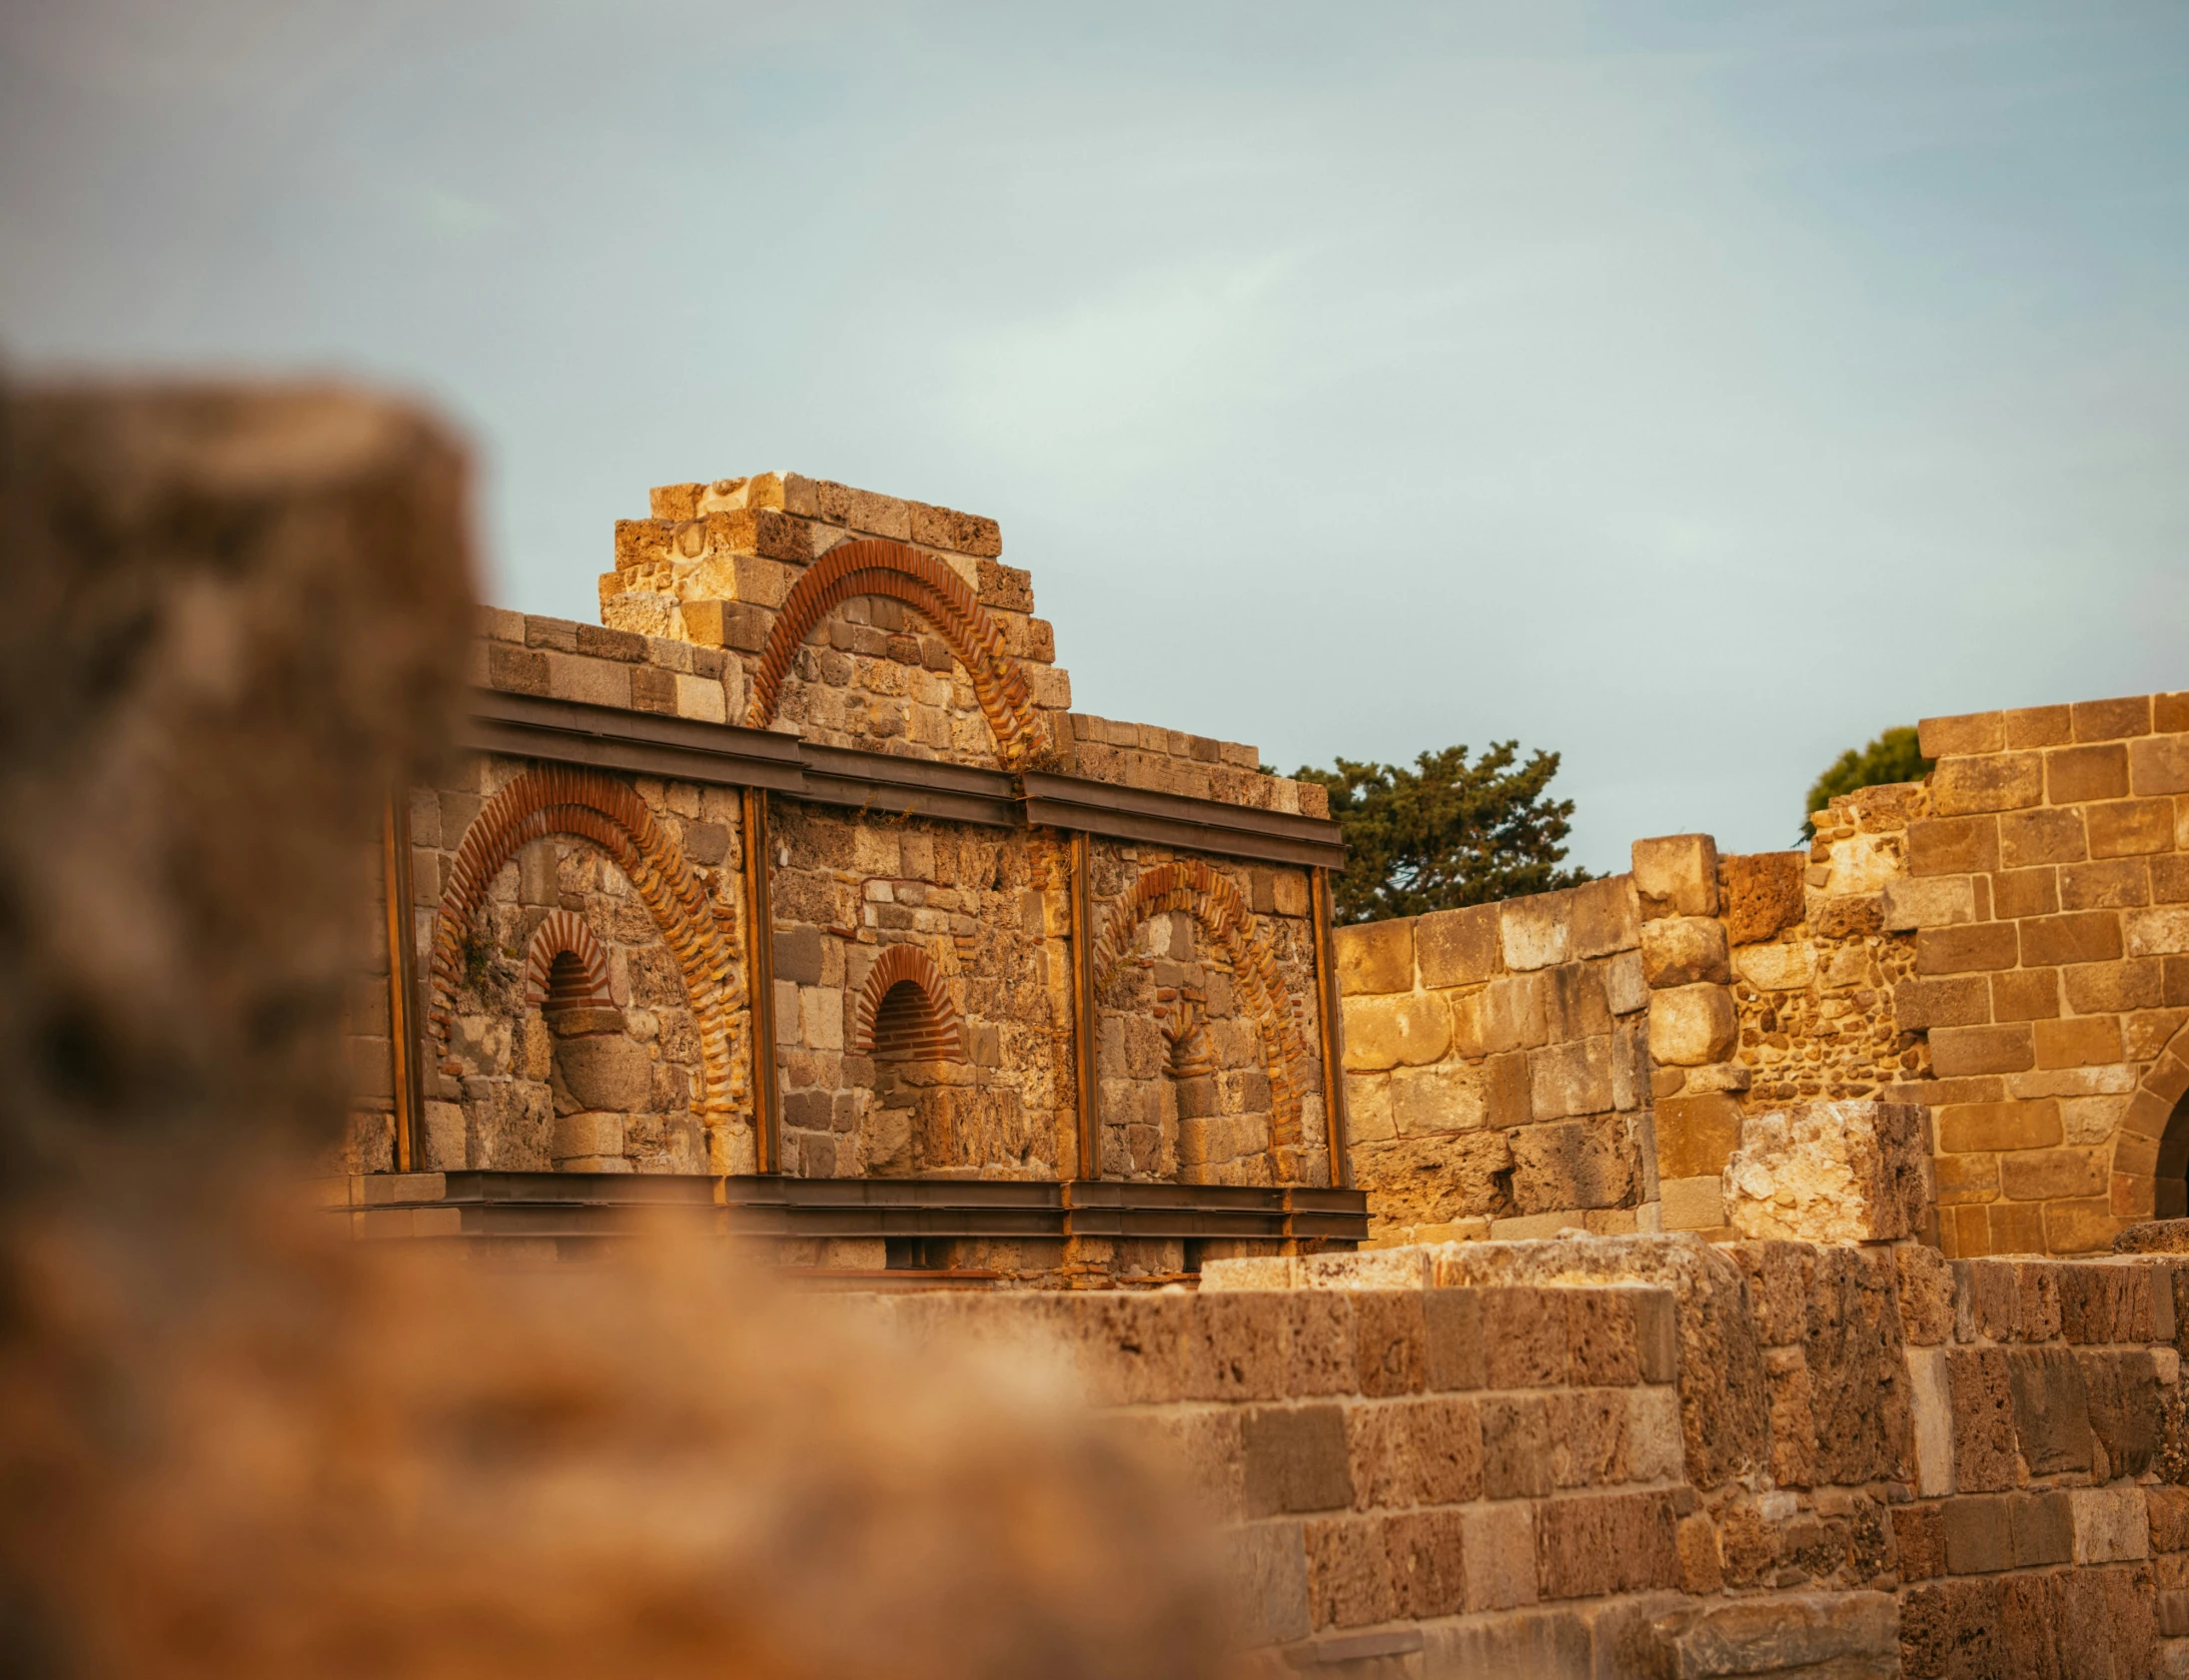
left=1295, top=742, right=1593, bottom=925
left=1802, top=725, right=1934, bottom=839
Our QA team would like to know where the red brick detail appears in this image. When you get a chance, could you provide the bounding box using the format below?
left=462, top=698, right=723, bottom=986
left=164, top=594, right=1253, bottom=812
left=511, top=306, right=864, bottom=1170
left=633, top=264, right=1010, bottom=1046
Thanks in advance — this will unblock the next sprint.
left=2132, top=1015, right=2189, bottom=1219
left=745, top=539, right=1039, bottom=766
left=1094, top=860, right=1311, bottom=1155
left=428, top=766, right=744, bottom=1127
left=852, top=944, right=964, bottom=1060
left=523, top=909, right=612, bottom=1010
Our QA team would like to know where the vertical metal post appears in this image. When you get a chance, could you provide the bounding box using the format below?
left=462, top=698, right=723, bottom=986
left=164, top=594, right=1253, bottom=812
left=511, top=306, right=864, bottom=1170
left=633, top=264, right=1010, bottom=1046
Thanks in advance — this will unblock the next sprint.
left=382, top=793, right=424, bottom=1173
left=1067, top=828, right=1101, bottom=1182
left=1310, top=868, right=1352, bottom=1189
left=740, top=786, right=780, bottom=1175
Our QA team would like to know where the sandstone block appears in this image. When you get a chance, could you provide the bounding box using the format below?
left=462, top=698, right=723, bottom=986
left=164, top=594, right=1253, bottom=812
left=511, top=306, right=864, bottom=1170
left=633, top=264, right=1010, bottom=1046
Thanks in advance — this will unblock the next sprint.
left=1604, top=950, right=1648, bottom=1014
left=1946, top=1347, right=2018, bottom=1492
left=1224, top=1521, right=1310, bottom=1647
left=1389, top=1063, right=1486, bottom=1137
left=2008, top=703, right=2075, bottom=748
left=1651, top=1590, right=1900, bottom=1675
left=1897, top=1245, right=1955, bottom=1345
left=1655, top=1093, right=1744, bottom=1181
left=2048, top=742, right=2131, bottom=804
left=1648, top=984, right=1737, bottom=1067
left=1534, top=1489, right=1679, bottom=1600
left=2130, top=734, right=2189, bottom=797
left=1567, top=874, right=1641, bottom=957
left=1909, top=814, right=2000, bottom=877
left=1883, top=875, right=1977, bottom=931
left=2001, top=806, right=2090, bottom=868
left=1451, top=974, right=1546, bottom=1058
left=1500, top=895, right=1572, bottom=972
left=1916, top=922, right=2019, bottom=975
left=2090, top=797, right=2176, bottom=858
left=1421, top=1290, right=1488, bottom=1390
left=1632, top=834, right=1719, bottom=919
left=1415, top=902, right=1500, bottom=987
left=1720, top=852, right=1806, bottom=945
left=1921, top=710, right=2006, bottom=757
left=1351, top=1131, right=1515, bottom=1230
left=1942, top=1493, right=2011, bottom=1572
left=1932, top=752, right=2043, bottom=816
left=1460, top=1503, right=1538, bottom=1613
left=1641, top=915, right=1730, bottom=988
left=1660, top=1175, right=1726, bottom=1233
left=1527, top=1039, right=1615, bottom=1121
left=1334, top=920, right=1412, bottom=996
left=1930, top=1023, right=2034, bottom=1078
left=1242, top=1404, right=1353, bottom=1516
left=1510, top=1116, right=1635, bottom=1213
left=1340, top=993, right=1450, bottom=1071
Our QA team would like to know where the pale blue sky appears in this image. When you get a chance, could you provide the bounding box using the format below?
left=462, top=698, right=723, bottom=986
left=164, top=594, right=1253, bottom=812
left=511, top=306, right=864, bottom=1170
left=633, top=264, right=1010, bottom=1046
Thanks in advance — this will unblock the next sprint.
left=4, top=2, right=2184, bottom=872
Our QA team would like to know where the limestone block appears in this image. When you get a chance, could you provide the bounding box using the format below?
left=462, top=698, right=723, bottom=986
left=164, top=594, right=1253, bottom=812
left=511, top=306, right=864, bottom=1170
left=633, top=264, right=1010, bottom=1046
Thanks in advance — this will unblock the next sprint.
left=1509, top=1116, right=1635, bottom=1213
left=1500, top=895, right=1571, bottom=972
left=1567, top=875, right=1641, bottom=958
left=553, top=1034, right=656, bottom=1114
left=1660, top=1176, right=1726, bottom=1233
left=1646, top=1590, right=1898, bottom=1677
left=1527, top=1040, right=1615, bottom=1122
left=2070, top=1485, right=2149, bottom=1563
left=1733, top=941, right=1815, bottom=992
left=1388, top=1063, right=1486, bottom=1137
left=1604, top=950, right=1648, bottom=1015
left=1882, top=875, right=1976, bottom=931
left=1333, top=920, right=1412, bottom=996
left=1648, top=984, right=1737, bottom=1067
left=1632, top=833, right=1719, bottom=919
left=1720, top=1102, right=1933, bottom=1244
left=552, top=1111, right=625, bottom=1161
left=1906, top=1346, right=1955, bottom=1496
left=1341, top=993, right=1451, bottom=1071
left=1416, top=902, right=1500, bottom=988
left=1640, top=916, right=1730, bottom=988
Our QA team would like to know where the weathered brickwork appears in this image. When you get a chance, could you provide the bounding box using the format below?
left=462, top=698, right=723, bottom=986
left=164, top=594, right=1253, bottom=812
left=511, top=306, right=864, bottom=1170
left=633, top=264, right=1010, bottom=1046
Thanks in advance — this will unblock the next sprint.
left=764, top=800, right=1071, bottom=1188
left=346, top=471, right=1345, bottom=1284
left=412, top=755, right=749, bottom=1177
left=1091, top=847, right=1328, bottom=1189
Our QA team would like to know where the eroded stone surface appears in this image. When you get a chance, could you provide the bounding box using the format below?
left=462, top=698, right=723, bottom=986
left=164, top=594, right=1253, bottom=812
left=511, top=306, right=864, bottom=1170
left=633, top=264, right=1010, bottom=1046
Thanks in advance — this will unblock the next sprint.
left=1722, top=1102, right=1933, bottom=1244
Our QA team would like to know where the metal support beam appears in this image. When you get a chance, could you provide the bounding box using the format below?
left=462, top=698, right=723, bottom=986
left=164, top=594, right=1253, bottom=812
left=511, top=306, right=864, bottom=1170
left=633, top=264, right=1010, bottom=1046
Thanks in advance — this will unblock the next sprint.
left=740, top=786, right=781, bottom=1174
left=382, top=793, right=425, bottom=1173
left=1311, top=868, right=1352, bottom=1190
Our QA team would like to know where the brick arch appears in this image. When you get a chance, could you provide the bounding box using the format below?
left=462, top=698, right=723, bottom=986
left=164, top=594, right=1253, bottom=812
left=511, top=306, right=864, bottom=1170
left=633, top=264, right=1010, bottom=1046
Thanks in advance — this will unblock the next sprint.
left=523, top=910, right=612, bottom=1010
left=745, top=538, right=1041, bottom=768
left=2128, top=1017, right=2189, bottom=1220
left=428, top=765, right=744, bottom=1132
left=1093, top=859, right=1311, bottom=1154
left=852, top=943, right=964, bottom=1060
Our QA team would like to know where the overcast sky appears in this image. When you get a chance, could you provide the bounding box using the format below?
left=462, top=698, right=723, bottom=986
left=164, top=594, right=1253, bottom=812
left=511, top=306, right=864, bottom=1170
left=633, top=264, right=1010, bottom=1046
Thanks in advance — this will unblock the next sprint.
left=4, top=1, right=2184, bottom=873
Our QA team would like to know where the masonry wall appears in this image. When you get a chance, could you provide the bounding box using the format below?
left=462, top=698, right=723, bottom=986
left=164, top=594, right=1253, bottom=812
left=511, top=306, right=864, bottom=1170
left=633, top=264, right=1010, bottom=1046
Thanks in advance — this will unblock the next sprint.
left=1335, top=689, right=2189, bottom=1260
left=343, top=470, right=1350, bottom=1281
left=1333, top=876, right=1653, bottom=1244
left=886, top=1235, right=2189, bottom=1675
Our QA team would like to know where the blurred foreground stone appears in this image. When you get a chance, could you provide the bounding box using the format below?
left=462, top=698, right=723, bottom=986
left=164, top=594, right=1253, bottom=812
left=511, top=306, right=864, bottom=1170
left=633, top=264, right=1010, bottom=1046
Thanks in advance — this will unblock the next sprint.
left=0, top=381, right=1223, bottom=1680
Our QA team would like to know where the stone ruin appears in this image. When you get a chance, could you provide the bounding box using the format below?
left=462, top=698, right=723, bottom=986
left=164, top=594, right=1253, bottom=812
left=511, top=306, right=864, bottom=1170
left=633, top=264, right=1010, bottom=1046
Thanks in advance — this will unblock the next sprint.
left=15, top=397, right=2189, bottom=1673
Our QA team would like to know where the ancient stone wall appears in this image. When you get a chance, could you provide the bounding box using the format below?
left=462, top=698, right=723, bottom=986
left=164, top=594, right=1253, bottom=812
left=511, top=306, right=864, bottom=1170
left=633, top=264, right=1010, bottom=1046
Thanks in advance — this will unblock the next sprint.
left=1338, top=690, right=2189, bottom=1260
left=883, top=1235, right=2189, bottom=1674
left=1333, top=877, right=1652, bottom=1244
left=345, top=472, right=1349, bottom=1282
